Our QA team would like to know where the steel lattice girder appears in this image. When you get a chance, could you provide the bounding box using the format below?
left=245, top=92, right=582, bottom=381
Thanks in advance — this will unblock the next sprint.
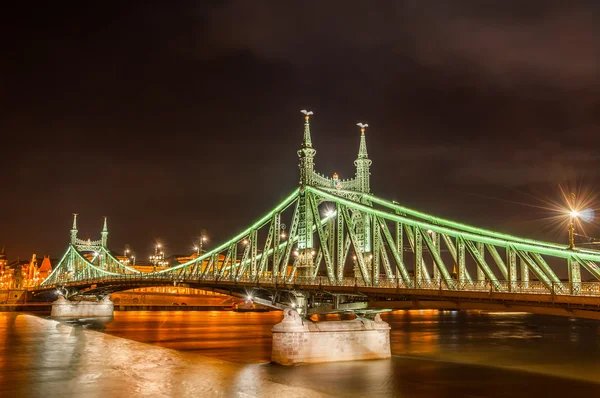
left=306, top=186, right=600, bottom=263
left=44, top=183, right=600, bottom=289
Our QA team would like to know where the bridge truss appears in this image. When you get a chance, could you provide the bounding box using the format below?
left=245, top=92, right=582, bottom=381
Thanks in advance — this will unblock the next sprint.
left=43, top=186, right=600, bottom=294
left=40, top=112, right=600, bottom=316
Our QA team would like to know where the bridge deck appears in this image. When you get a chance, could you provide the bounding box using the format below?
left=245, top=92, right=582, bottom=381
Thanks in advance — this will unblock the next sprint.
left=34, top=275, right=600, bottom=319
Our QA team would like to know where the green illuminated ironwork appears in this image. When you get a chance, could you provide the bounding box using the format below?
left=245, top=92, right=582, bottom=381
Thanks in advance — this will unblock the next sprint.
left=41, top=113, right=600, bottom=310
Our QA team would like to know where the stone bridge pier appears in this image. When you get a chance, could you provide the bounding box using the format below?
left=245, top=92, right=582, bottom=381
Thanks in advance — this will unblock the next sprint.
left=51, top=295, right=114, bottom=319
left=271, top=308, right=391, bottom=365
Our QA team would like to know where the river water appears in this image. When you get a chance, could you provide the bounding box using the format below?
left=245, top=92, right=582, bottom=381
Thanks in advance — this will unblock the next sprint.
left=1, top=310, right=600, bottom=397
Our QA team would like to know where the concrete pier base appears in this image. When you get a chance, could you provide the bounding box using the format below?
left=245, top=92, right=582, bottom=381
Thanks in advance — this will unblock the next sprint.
left=271, top=309, right=391, bottom=365
left=51, top=295, right=114, bottom=318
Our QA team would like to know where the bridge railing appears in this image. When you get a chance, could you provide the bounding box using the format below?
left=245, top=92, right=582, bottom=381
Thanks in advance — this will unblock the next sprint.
left=39, top=273, right=600, bottom=298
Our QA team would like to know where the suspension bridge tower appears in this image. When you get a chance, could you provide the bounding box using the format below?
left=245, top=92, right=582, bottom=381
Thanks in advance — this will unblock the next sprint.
left=295, top=111, right=373, bottom=280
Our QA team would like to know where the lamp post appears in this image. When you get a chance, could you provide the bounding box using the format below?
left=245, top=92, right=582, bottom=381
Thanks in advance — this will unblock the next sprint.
left=123, top=248, right=131, bottom=266
left=569, top=210, right=579, bottom=250
left=568, top=193, right=579, bottom=250
left=150, top=242, right=169, bottom=270
left=197, top=230, right=208, bottom=255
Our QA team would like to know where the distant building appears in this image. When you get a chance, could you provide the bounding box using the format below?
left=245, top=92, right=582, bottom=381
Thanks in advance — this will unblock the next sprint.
left=0, top=251, right=53, bottom=289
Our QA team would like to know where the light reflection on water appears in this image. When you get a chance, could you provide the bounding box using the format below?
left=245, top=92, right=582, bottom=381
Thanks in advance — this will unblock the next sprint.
left=100, top=310, right=600, bottom=383
left=1, top=310, right=600, bottom=397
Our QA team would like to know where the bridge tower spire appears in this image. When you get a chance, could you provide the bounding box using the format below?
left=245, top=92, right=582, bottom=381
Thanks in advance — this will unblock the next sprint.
left=298, top=110, right=316, bottom=185
left=355, top=123, right=372, bottom=194
left=101, top=217, right=108, bottom=248
left=353, top=123, right=373, bottom=279
left=297, top=110, right=316, bottom=277
left=70, top=213, right=78, bottom=245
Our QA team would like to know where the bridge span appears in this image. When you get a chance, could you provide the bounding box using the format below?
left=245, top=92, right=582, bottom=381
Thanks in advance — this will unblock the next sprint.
left=35, top=274, right=600, bottom=320
left=36, top=111, right=600, bottom=324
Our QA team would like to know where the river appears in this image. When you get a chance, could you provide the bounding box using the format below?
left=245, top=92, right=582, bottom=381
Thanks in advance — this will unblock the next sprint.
left=1, top=310, right=599, bottom=397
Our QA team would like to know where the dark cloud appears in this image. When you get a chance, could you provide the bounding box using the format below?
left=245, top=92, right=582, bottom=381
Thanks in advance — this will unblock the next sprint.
left=1, top=1, right=599, bottom=260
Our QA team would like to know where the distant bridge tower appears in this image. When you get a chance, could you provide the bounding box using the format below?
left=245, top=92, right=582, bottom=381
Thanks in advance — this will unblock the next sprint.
left=70, top=213, right=78, bottom=245
left=101, top=217, right=108, bottom=248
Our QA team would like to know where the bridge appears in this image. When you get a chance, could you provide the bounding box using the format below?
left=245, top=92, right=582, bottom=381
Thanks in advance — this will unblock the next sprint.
left=36, top=112, right=600, bottom=321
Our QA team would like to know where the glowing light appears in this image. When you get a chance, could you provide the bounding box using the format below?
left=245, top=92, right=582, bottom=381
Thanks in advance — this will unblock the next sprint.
left=325, top=209, right=334, bottom=217
left=281, top=233, right=287, bottom=239
left=293, top=251, right=299, bottom=257
left=570, top=210, right=580, bottom=218
left=311, top=250, right=316, bottom=256
left=579, top=208, right=595, bottom=223
left=246, top=295, right=253, bottom=301
left=242, top=239, right=249, bottom=245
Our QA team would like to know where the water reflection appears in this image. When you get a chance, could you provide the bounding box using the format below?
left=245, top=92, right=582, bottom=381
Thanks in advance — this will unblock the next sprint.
left=1, top=310, right=600, bottom=397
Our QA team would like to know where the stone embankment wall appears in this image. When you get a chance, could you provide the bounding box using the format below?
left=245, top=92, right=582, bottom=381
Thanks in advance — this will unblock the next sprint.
left=272, top=309, right=391, bottom=365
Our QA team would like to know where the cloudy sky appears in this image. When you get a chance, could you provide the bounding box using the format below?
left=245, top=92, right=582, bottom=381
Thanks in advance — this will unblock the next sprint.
left=1, top=1, right=599, bottom=260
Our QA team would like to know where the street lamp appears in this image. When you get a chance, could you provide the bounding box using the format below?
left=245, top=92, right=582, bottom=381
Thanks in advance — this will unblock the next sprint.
left=150, top=242, right=169, bottom=270
left=197, top=230, right=208, bottom=255
left=568, top=192, right=579, bottom=250
left=569, top=210, right=579, bottom=250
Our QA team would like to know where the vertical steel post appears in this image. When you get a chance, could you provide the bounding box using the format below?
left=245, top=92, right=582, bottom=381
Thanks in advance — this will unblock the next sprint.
left=476, top=241, right=485, bottom=283
left=457, top=237, right=466, bottom=286
left=250, top=229, right=258, bottom=276
left=395, top=221, right=402, bottom=281
left=520, top=256, right=529, bottom=288
left=568, top=256, right=581, bottom=295
left=432, top=231, right=441, bottom=284
left=414, top=227, right=423, bottom=287
left=372, top=217, right=381, bottom=286
left=337, top=204, right=345, bottom=284
left=272, top=212, right=280, bottom=277
left=507, top=247, right=517, bottom=292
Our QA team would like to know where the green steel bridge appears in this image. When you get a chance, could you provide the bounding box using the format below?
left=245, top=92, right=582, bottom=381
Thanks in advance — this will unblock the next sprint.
left=37, top=112, right=600, bottom=319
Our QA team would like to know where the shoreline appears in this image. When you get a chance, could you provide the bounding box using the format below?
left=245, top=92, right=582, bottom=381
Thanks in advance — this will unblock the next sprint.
left=1, top=314, right=327, bottom=397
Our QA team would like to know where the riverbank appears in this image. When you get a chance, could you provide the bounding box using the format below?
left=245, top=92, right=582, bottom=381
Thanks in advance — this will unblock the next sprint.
left=0, top=314, right=325, bottom=397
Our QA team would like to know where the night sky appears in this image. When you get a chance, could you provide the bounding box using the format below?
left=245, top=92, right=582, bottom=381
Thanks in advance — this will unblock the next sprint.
left=2, top=1, right=599, bottom=262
